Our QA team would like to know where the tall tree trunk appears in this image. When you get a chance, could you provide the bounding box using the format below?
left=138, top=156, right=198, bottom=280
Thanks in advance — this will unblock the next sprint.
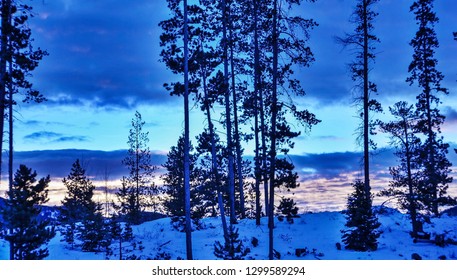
left=268, top=0, right=278, bottom=260
left=135, top=131, right=140, bottom=221
left=199, top=47, right=229, bottom=240
left=0, top=0, right=11, bottom=190
left=222, top=0, right=237, bottom=225
left=424, top=82, right=438, bottom=215
left=362, top=0, right=371, bottom=199
left=1, top=0, right=13, bottom=260
left=183, top=0, right=193, bottom=260
left=253, top=0, right=261, bottom=225
left=8, top=56, right=12, bottom=200
left=403, top=123, right=419, bottom=235
left=228, top=17, right=245, bottom=219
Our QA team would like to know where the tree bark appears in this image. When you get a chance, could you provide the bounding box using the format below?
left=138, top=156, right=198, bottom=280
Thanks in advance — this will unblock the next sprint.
left=183, top=0, right=193, bottom=260
left=228, top=18, right=245, bottom=219
left=268, top=0, right=278, bottom=260
left=199, top=48, right=229, bottom=240
left=222, top=0, right=237, bottom=225
left=362, top=0, right=371, bottom=199
left=253, top=0, right=261, bottom=226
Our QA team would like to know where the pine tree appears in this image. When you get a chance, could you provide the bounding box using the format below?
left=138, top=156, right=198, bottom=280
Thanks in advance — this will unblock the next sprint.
left=341, top=180, right=380, bottom=252
left=407, top=0, right=454, bottom=216
left=0, top=1, right=47, bottom=182
left=0, top=165, right=55, bottom=260
left=59, top=159, right=107, bottom=252
left=60, top=159, right=97, bottom=247
left=214, top=225, right=249, bottom=260
left=106, top=214, right=137, bottom=260
left=337, top=0, right=381, bottom=251
left=277, top=197, right=299, bottom=222
left=162, top=135, right=204, bottom=229
left=118, top=111, right=158, bottom=224
left=337, top=0, right=382, bottom=200
left=379, top=102, right=424, bottom=236
left=1, top=2, right=47, bottom=259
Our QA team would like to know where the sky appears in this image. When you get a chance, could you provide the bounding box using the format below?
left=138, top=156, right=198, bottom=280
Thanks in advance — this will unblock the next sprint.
left=2, top=0, right=457, bottom=207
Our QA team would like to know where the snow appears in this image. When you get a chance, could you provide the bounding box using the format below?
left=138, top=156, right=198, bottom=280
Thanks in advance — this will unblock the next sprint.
left=1, top=207, right=456, bottom=260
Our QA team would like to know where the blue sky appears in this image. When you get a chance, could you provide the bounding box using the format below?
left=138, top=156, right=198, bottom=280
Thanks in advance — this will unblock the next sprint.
left=3, top=0, right=457, bottom=205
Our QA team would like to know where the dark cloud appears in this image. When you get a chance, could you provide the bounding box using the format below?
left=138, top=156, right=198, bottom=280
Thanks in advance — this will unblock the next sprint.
left=24, top=131, right=89, bottom=143
left=24, top=131, right=63, bottom=140
left=22, top=120, right=72, bottom=127
left=54, top=136, right=89, bottom=143
left=443, top=106, right=457, bottom=124
left=300, top=0, right=457, bottom=107
left=29, top=0, right=177, bottom=109
left=290, top=149, right=398, bottom=181
left=23, top=0, right=456, bottom=110
left=7, top=149, right=167, bottom=181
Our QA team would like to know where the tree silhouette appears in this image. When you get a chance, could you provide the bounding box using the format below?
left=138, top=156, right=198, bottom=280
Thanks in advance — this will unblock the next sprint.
left=407, top=0, right=453, bottom=216
left=118, top=111, right=157, bottom=224
left=380, top=102, right=423, bottom=236
left=0, top=165, right=55, bottom=260
left=336, top=0, right=382, bottom=199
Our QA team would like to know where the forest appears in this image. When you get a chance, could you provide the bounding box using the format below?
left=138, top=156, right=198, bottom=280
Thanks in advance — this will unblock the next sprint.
left=0, top=0, right=457, bottom=260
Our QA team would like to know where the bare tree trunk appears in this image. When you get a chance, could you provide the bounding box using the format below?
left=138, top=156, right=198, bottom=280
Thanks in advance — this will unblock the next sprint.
left=8, top=55, right=13, bottom=201
left=228, top=16, right=245, bottom=219
left=222, top=0, right=237, bottom=225
left=253, top=0, right=261, bottom=225
left=0, top=0, right=11, bottom=189
left=362, top=0, right=371, bottom=199
left=183, top=0, right=193, bottom=260
left=424, top=83, right=438, bottom=215
left=1, top=0, right=13, bottom=260
left=268, top=0, right=278, bottom=260
left=403, top=123, right=419, bottom=235
left=199, top=48, right=229, bottom=240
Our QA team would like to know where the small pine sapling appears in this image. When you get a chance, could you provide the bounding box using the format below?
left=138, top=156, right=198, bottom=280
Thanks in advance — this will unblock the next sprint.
left=341, top=180, right=381, bottom=251
left=277, top=197, right=299, bottom=223
left=214, top=225, right=249, bottom=260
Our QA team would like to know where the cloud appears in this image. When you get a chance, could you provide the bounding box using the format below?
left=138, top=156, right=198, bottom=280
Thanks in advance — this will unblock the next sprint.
left=24, top=131, right=89, bottom=143
left=443, top=106, right=457, bottom=124
left=7, top=149, right=167, bottom=181
left=24, top=131, right=63, bottom=140
left=22, top=120, right=72, bottom=127
left=29, top=0, right=177, bottom=109
left=24, top=0, right=456, bottom=111
left=54, top=136, right=89, bottom=143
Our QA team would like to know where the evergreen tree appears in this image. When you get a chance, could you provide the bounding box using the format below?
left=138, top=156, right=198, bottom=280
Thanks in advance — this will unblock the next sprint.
left=214, top=225, right=249, bottom=260
left=106, top=214, right=138, bottom=260
left=118, top=111, right=158, bottom=224
left=379, top=102, right=424, bottom=236
left=265, top=0, right=319, bottom=260
left=0, top=165, right=55, bottom=260
left=407, top=0, right=454, bottom=216
left=79, top=208, right=107, bottom=252
left=160, top=0, right=204, bottom=259
left=59, top=159, right=106, bottom=252
left=337, top=0, right=381, bottom=252
left=0, top=1, right=47, bottom=181
left=60, top=159, right=96, bottom=246
left=341, top=180, right=380, bottom=252
left=162, top=136, right=205, bottom=229
left=277, top=197, right=299, bottom=222
left=337, top=0, right=382, bottom=200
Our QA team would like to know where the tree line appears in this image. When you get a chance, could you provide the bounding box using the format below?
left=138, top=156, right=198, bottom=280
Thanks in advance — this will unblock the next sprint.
left=0, top=0, right=456, bottom=259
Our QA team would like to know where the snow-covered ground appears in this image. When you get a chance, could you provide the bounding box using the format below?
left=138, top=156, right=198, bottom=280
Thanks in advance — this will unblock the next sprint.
left=1, top=207, right=456, bottom=260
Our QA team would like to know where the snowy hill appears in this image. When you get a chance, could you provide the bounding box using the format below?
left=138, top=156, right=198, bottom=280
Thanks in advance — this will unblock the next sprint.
left=1, top=207, right=456, bottom=260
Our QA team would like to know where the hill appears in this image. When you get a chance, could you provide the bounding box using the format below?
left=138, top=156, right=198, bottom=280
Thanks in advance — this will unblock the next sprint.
left=1, top=207, right=456, bottom=260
